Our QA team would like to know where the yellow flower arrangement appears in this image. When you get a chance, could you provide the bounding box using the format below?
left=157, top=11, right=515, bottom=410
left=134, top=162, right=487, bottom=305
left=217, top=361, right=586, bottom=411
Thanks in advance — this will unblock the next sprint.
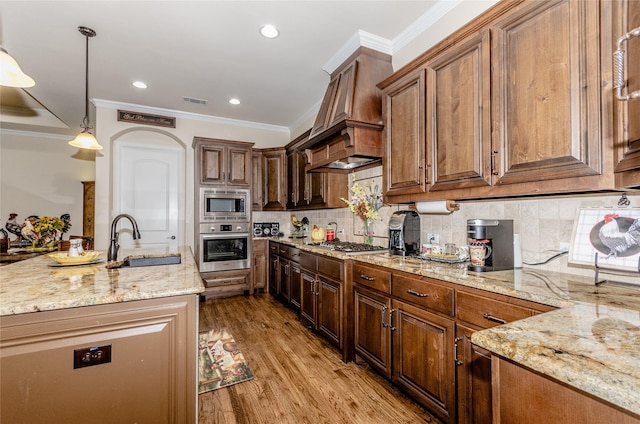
left=340, top=182, right=383, bottom=222
left=33, top=216, right=67, bottom=233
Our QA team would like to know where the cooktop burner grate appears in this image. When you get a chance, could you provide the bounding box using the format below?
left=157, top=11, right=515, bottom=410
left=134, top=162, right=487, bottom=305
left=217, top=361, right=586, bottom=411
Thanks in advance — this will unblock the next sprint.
left=313, top=240, right=388, bottom=255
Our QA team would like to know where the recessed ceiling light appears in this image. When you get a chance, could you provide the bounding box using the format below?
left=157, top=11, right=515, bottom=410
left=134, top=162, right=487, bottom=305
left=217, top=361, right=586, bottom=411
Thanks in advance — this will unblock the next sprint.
left=132, top=81, right=147, bottom=89
left=260, top=24, right=279, bottom=39
left=229, top=98, right=240, bottom=105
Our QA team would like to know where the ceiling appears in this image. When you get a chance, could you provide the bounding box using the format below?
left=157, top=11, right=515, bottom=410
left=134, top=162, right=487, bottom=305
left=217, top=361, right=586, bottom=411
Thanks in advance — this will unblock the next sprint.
left=1, top=1, right=447, bottom=138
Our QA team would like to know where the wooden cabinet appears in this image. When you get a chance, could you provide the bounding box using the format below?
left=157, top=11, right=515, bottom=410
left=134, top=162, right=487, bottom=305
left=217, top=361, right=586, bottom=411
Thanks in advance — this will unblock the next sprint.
left=392, top=299, right=456, bottom=424
left=426, top=28, right=492, bottom=192
left=353, top=264, right=455, bottom=424
left=492, top=357, right=639, bottom=424
left=455, top=286, right=555, bottom=424
left=200, top=269, right=251, bottom=299
left=193, top=137, right=252, bottom=187
left=268, top=251, right=279, bottom=297
left=286, top=131, right=348, bottom=210
left=613, top=0, right=640, bottom=188
left=0, top=295, right=198, bottom=424
left=252, top=239, right=267, bottom=293
left=383, top=68, right=427, bottom=197
left=380, top=0, right=622, bottom=203
left=251, top=150, right=263, bottom=210
left=253, top=148, right=287, bottom=211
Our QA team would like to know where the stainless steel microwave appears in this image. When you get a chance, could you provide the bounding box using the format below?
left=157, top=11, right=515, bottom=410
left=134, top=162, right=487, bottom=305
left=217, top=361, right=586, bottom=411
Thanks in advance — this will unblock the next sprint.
left=200, top=187, right=249, bottom=222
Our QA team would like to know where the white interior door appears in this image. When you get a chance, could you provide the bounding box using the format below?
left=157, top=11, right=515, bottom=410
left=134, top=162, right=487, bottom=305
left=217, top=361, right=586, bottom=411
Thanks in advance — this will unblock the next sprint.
left=114, top=140, right=184, bottom=250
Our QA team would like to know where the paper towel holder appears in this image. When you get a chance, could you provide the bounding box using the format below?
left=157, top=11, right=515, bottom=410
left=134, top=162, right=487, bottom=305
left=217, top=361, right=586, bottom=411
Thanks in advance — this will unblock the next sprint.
left=413, top=200, right=460, bottom=214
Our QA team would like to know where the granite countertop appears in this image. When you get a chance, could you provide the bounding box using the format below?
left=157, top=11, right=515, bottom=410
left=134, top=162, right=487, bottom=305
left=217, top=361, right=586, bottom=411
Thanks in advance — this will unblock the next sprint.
left=269, top=237, right=640, bottom=416
left=0, top=246, right=205, bottom=316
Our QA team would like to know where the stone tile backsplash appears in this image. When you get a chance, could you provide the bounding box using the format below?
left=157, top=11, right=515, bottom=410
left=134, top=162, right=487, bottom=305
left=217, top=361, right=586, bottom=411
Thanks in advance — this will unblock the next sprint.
left=254, top=167, right=639, bottom=282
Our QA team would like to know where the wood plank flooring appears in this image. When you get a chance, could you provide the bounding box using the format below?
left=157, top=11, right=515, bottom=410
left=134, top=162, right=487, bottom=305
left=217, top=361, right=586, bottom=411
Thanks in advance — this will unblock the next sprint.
left=198, top=294, right=441, bottom=424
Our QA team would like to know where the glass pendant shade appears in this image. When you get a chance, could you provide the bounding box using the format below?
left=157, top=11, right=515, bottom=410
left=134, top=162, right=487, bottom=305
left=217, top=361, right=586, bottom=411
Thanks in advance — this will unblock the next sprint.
left=69, top=130, right=102, bottom=150
left=0, top=48, right=35, bottom=88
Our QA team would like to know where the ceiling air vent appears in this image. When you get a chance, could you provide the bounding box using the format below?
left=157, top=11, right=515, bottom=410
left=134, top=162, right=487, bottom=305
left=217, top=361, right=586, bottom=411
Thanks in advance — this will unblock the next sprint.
left=182, top=96, right=208, bottom=105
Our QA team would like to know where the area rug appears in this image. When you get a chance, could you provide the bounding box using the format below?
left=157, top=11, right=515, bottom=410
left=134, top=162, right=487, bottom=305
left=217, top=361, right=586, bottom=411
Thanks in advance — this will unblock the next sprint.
left=198, top=328, right=254, bottom=394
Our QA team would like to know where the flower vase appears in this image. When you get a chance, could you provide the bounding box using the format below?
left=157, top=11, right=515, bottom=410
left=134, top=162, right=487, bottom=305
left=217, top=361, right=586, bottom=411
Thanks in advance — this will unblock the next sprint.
left=362, top=219, right=374, bottom=245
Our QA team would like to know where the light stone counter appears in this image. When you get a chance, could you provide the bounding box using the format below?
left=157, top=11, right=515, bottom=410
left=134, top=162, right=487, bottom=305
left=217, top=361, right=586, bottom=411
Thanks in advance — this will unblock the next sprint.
left=269, top=237, right=640, bottom=416
left=0, top=246, right=205, bottom=316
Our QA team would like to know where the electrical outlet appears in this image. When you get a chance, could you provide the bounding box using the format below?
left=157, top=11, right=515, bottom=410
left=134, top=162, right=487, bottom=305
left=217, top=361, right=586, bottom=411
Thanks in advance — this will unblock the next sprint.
left=559, top=242, right=570, bottom=252
left=337, top=229, right=344, bottom=235
left=427, top=233, right=439, bottom=244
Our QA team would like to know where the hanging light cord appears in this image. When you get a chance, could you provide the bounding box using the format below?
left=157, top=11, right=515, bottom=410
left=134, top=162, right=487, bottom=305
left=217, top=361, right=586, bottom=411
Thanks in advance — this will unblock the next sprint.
left=78, top=26, right=96, bottom=132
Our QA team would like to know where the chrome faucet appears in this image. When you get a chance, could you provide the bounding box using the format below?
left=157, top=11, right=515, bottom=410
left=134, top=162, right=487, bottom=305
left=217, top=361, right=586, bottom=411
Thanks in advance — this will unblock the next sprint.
left=107, top=214, right=141, bottom=262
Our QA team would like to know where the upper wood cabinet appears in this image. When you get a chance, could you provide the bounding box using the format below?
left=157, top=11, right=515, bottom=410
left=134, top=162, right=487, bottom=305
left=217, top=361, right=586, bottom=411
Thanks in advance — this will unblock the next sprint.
left=286, top=130, right=348, bottom=210
left=613, top=0, right=640, bottom=188
left=252, top=148, right=287, bottom=211
left=380, top=0, right=625, bottom=203
left=193, top=137, right=253, bottom=187
left=251, top=150, right=263, bottom=210
left=427, top=28, right=492, bottom=192
left=491, top=0, right=603, bottom=186
left=383, top=68, right=427, bottom=197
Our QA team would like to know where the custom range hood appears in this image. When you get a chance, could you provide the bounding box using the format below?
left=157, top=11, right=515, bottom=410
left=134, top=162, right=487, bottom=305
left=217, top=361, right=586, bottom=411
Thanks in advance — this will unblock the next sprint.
left=302, top=47, right=393, bottom=172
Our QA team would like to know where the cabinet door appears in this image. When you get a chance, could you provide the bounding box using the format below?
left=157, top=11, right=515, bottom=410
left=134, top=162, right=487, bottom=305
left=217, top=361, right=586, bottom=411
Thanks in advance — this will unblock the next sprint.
left=252, top=239, right=267, bottom=292
left=278, top=259, right=290, bottom=303
left=286, top=150, right=304, bottom=208
left=227, top=146, right=252, bottom=187
left=354, top=285, right=392, bottom=378
left=383, top=68, right=427, bottom=196
left=289, top=262, right=302, bottom=310
left=200, top=144, right=225, bottom=184
left=427, top=29, right=492, bottom=192
left=251, top=150, right=263, bottom=210
left=456, top=324, right=492, bottom=424
left=613, top=0, right=640, bottom=187
left=317, top=275, right=341, bottom=348
left=492, top=0, right=603, bottom=186
left=306, top=172, right=328, bottom=207
left=262, top=149, right=287, bottom=210
left=268, top=253, right=279, bottom=296
left=300, top=269, right=317, bottom=328
left=392, top=299, right=456, bottom=424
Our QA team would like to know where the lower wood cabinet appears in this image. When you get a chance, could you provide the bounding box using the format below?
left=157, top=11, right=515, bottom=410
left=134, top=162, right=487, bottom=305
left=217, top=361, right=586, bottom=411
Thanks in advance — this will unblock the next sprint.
left=252, top=239, right=268, bottom=293
left=268, top=252, right=279, bottom=296
left=492, top=357, right=639, bottom=424
left=455, top=324, right=492, bottom=424
left=200, top=269, right=251, bottom=300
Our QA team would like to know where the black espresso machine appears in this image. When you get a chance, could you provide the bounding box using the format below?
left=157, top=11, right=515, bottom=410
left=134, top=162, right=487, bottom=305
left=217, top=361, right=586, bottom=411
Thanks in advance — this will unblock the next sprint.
left=467, top=219, right=514, bottom=272
left=389, top=210, right=420, bottom=255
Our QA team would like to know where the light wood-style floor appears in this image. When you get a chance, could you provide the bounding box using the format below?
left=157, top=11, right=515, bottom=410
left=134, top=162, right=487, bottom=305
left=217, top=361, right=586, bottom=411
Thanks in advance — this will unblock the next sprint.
left=198, top=294, right=441, bottom=424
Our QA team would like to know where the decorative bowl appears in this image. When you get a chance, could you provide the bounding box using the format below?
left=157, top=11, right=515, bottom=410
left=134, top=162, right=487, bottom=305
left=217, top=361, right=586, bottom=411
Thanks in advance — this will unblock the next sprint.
left=48, top=251, right=102, bottom=265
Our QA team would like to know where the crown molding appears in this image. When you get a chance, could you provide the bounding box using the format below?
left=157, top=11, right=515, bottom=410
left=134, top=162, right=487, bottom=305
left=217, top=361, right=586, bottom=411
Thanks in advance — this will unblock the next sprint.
left=0, top=127, right=72, bottom=140
left=92, top=99, right=290, bottom=134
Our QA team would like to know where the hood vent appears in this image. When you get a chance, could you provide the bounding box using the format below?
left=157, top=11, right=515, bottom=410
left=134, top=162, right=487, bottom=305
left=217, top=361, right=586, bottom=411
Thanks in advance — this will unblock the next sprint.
left=302, top=47, right=392, bottom=173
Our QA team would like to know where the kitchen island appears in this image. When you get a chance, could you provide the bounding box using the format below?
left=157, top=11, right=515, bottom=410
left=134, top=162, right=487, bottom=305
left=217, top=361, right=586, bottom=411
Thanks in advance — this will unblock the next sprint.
left=269, top=237, right=640, bottom=421
left=0, top=246, right=204, bottom=424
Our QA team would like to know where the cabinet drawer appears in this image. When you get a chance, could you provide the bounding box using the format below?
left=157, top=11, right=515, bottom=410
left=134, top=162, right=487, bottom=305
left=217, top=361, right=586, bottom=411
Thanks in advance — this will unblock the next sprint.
left=392, top=274, right=454, bottom=316
left=269, top=242, right=280, bottom=254
left=277, top=244, right=291, bottom=259
left=297, top=251, right=317, bottom=271
left=317, top=255, right=342, bottom=280
left=353, top=263, right=391, bottom=293
left=288, top=247, right=301, bottom=262
left=456, top=290, right=536, bottom=329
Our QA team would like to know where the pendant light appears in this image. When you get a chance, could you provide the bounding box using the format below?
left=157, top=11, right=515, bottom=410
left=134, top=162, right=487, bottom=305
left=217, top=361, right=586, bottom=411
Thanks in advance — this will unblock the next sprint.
left=0, top=47, right=35, bottom=87
left=69, top=26, right=103, bottom=150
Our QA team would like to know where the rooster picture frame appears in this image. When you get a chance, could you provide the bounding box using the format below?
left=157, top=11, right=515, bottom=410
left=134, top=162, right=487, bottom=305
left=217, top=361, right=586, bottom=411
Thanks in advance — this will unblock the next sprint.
left=569, top=207, right=640, bottom=272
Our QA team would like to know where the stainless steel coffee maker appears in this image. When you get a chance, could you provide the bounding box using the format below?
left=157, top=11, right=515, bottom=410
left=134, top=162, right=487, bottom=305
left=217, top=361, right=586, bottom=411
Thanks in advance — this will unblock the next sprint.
left=467, top=219, right=514, bottom=272
left=389, top=210, right=420, bottom=256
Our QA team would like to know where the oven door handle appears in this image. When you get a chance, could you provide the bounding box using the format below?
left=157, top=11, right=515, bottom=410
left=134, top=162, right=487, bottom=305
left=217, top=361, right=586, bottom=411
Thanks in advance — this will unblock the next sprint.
left=201, top=232, right=250, bottom=240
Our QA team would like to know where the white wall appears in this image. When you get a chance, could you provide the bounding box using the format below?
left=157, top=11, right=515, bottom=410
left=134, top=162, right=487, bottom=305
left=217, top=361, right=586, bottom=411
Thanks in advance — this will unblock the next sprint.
left=0, top=131, right=94, bottom=240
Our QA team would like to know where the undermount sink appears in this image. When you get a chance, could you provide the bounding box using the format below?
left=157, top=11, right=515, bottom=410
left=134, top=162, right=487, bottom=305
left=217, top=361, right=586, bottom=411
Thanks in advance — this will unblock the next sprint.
left=107, top=253, right=181, bottom=269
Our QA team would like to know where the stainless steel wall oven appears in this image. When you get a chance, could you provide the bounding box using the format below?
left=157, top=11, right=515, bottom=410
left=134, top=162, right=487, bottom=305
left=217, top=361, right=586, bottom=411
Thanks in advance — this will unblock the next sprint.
left=198, top=222, right=251, bottom=272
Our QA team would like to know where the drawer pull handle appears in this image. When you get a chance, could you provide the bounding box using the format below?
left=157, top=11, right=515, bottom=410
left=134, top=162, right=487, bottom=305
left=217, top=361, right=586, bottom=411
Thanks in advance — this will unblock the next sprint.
left=407, top=288, right=429, bottom=298
left=359, top=274, right=375, bottom=282
left=483, top=313, right=507, bottom=325
left=381, top=306, right=388, bottom=328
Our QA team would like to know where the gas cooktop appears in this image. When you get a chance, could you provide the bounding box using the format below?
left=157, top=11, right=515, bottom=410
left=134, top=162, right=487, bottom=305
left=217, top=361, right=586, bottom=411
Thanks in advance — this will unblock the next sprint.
left=310, top=240, right=388, bottom=255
